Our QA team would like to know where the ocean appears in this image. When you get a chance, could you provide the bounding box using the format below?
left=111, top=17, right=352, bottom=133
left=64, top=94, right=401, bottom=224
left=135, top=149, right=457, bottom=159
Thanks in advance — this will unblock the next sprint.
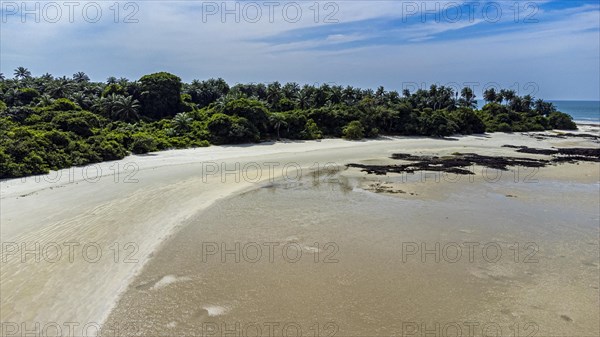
left=477, top=100, right=600, bottom=124
left=549, top=100, right=600, bottom=124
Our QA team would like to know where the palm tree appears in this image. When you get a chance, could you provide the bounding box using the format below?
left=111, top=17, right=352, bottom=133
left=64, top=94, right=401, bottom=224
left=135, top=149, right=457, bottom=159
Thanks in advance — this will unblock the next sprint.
left=172, top=112, right=192, bottom=133
left=40, top=73, right=54, bottom=81
left=214, top=92, right=244, bottom=110
left=49, top=78, right=74, bottom=98
left=266, top=81, right=282, bottom=107
left=313, top=84, right=330, bottom=107
left=522, top=94, right=533, bottom=112
left=328, top=85, right=343, bottom=105
left=534, top=99, right=556, bottom=116
left=106, top=76, right=117, bottom=84
left=342, top=86, right=356, bottom=105
left=375, top=86, right=386, bottom=99
left=269, top=113, right=287, bottom=139
left=282, top=82, right=300, bottom=101
left=0, top=73, right=4, bottom=81
left=36, top=94, right=55, bottom=107
left=73, top=72, right=90, bottom=83
left=499, top=89, right=516, bottom=105
left=483, top=88, right=497, bottom=103
left=14, top=67, right=31, bottom=80
left=298, top=88, right=311, bottom=109
left=386, top=90, right=400, bottom=104
left=94, top=93, right=121, bottom=116
left=112, top=95, right=140, bottom=122
left=458, top=87, right=477, bottom=108
left=69, top=92, right=93, bottom=109
left=117, top=77, right=130, bottom=86
left=4, top=88, right=20, bottom=105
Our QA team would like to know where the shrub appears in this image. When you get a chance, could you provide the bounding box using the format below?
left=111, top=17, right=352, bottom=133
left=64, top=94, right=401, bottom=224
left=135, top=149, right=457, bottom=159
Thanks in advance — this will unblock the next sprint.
left=497, top=122, right=513, bottom=132
left=367, top=127, right=380, bottom=138
left=139, top=72, right=183, bottom=119
left=343, top=120, right=365, bottom=140
left=207, top=113, right=234, bottom=144
left=130, top=132, right=158, bottom=154
left=50, top=110, right=105, bottom=137
left=102, top=84, right=125, bottom=97
left=419, top=111, right=457, bottom=137
left=18, top=88, right=40, bottom=104
left=67, top=140, right=100, bottom=165
left=46, top=98, right=81, bottom=112
left=227, top=117, right=260, bottom=143
left=303, top=119, right=322, bottom=139
left=548, top=111, right=577, bottom=130
left=207, top=113, right=260, bottom=144
left=5, top=106, right=36, bottom=123
left=222, top=98, right=269, bottom=133
left=94, top=139, right=128, bottom=160
left=449, top=108, right=486, bottom=134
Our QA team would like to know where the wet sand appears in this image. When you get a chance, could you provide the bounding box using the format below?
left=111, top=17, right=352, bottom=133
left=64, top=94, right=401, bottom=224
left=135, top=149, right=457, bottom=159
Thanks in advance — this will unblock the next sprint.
left=1, top=128, right=599, bottom=336
left=103, top=169, right=599, bottom=337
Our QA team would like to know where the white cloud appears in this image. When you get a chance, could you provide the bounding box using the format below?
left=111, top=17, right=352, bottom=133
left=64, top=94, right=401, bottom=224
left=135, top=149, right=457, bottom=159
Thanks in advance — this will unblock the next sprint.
left=0, top=1, right=598, bottom=99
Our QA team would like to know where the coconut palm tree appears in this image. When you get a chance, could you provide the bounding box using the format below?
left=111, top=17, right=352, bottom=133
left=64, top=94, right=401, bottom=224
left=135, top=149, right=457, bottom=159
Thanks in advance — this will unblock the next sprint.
left=49, top=78, right=74, bottom=98
left=214, top=91, right=244, bottom=110
left=14, top=67, right=31, bottom=80
left=112, top=95, right=140, bottom=122
left=328, top=85, right=343, bottom=105
left=298, top=89, right=311, bottom=109
left=69, top=92, right=93, bottom=109
left=73, top=72, right=90, bottom=83
left=499, top=89, right=516, bottom=105
left=94, top=93, right=120, bottom=116
left=269, top=113, right=287, bottom=139
left=36, top=94, right=55, bottom=107
left=386, top=90, right=400, bottom=104
left=522, top=94, right=533, bottom=112
left=458, top=87, right=477, bottom=109
left=40, top=73, right=54, bottom=81
left=4, top=88, right=20, bottom=105
left=106, top=76, right=117, bottom=84
left=172, top=112, right=193, bottom=134
left=483, top=88, right=497, bottom=103
left=282, top=82, right=300, bottom=101
left=266, top=81, right=282, bottom=108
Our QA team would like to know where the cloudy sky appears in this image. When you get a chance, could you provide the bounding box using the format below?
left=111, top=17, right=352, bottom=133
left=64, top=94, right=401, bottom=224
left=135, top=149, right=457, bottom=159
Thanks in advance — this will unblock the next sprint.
left=1, top=0, right=599, bottom=99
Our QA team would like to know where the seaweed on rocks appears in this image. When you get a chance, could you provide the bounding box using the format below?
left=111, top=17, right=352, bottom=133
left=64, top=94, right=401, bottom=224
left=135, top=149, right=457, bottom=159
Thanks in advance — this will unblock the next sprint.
left=348, top=145, right=599, bottom=176
left=347, top=153, right=548, bottom=176
left=501, top=145, right=600, bottom=162
left=502, top=145, right=558, bottom=156
left=526, top=132, right=600, bottom=141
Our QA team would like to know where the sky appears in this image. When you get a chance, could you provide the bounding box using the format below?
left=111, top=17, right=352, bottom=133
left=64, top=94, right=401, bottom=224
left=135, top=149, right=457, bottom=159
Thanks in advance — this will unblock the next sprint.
left=1, top=0, right=599, bottom=100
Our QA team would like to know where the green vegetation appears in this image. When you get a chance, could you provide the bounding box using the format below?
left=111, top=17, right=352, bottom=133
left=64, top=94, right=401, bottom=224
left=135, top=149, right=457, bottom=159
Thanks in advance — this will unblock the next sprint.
left=343, top=121, right=365, bottom=140
left=0, top=68, right=578, bottom=179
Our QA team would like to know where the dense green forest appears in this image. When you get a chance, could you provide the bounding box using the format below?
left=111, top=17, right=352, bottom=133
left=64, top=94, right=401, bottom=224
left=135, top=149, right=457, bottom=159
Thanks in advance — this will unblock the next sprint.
left=0, top=68, right=577, bottom=179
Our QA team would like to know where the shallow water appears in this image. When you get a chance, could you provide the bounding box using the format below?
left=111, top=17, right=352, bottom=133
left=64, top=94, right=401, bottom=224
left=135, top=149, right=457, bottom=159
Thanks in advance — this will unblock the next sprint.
left=102, top=172, right=599, bottom=337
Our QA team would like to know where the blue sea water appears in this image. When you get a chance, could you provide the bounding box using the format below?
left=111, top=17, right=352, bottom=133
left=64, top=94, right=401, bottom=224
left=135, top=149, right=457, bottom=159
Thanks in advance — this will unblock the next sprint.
left=549, top=101, right=600, bottom=124
left=476, top=100, right=600, bottom=124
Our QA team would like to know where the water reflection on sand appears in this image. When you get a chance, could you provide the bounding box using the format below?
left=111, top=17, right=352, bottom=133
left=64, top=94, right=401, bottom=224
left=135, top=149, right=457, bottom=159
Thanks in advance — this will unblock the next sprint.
left=102, top=167, right=599, bottom=337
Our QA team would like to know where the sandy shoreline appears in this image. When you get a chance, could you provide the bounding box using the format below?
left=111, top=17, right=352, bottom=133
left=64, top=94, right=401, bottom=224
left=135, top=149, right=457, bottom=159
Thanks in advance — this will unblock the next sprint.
left=1, top=128, right=599, bottom=335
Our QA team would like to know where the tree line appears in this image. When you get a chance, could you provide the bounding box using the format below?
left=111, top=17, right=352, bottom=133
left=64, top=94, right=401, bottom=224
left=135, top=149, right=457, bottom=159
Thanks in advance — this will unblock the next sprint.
left=0, top=68, right=577, bottom=178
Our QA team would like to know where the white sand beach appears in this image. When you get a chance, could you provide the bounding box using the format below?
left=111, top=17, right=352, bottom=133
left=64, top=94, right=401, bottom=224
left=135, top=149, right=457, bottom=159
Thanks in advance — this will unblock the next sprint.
left=1, top=128, right=599, bottom=336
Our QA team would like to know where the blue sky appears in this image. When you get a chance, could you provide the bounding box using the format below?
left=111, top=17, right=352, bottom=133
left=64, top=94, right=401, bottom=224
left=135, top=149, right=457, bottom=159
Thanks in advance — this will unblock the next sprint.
left=1, top=0, right=599, bottom=100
